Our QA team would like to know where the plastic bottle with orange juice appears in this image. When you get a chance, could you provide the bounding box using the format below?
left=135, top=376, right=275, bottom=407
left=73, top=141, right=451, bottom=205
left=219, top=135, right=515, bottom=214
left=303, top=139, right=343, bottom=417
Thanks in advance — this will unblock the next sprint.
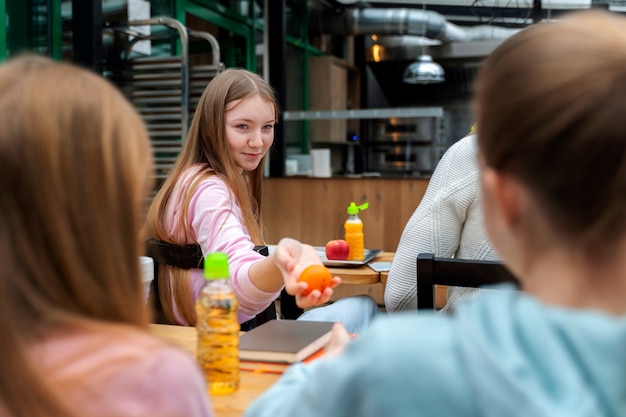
left=344, top=202, right=369, bottom=261
left=196, top=252, right=239, bottom=395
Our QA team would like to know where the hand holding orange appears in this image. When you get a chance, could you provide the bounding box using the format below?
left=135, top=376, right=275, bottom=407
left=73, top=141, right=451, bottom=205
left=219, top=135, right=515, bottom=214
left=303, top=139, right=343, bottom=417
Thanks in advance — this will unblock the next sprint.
left=298, top=264, right=333, bottom=296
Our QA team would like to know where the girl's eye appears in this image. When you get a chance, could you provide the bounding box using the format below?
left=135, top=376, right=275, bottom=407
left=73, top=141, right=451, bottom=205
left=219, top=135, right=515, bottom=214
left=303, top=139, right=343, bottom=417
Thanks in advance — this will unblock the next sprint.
left=236, top=124, right=248, bottom=130
left=263, top=124, right=274, bottom=130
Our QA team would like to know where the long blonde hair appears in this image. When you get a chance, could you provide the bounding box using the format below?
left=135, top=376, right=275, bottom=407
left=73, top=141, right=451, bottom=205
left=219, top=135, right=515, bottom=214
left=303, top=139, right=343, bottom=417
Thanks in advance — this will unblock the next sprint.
left=0, top=55, right=153, bottom=416
left=144, top=68, right=279, bottom=325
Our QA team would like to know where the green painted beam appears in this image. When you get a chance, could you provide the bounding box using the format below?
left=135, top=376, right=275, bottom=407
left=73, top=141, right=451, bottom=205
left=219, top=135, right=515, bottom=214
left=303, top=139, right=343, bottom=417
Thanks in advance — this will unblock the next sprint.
left=0, top=0, right=6, bottom=60
left=183, top=2, right=249, bottom=37
left=180, top=0, right=255, bottom=70
left=285, top=35, right=324, bottom=56
left=185, top=0, right=253, bottom=26
left=50, top=0, right=62, bottom=59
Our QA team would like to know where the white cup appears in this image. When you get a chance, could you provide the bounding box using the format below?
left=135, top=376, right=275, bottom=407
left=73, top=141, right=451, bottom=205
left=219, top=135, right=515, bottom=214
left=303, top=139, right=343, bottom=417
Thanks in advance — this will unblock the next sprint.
left=139, top=256, right=154, bottom=302
left=289, top=154, right=312, bottom=175
left=285, top=159, right=298, bottom=176
left=310, top=149, right=331, bottom=177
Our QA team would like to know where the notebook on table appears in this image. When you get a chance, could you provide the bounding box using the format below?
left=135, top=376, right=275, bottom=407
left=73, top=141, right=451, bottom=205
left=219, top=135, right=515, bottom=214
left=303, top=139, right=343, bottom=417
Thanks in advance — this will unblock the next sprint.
left=238, top=319, right=334, bottom=364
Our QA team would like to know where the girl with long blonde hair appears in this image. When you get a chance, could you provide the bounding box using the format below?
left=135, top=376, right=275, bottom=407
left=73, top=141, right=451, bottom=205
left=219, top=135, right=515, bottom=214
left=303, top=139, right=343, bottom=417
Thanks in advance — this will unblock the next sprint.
left=144, top=69, right=379, bottom=331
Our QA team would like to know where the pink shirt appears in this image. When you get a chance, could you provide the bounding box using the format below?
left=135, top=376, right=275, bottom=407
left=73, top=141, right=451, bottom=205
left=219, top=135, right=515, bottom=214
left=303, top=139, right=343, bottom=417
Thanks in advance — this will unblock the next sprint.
left=30, top=323, right=213, bottom=417
left=165, top=166, right=280, bottom=325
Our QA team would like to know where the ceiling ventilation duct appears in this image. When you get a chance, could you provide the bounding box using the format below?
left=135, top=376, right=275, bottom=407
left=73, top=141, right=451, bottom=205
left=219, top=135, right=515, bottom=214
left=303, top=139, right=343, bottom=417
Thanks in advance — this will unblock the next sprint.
left=313, top=6, right=523, bottom=106
left=319, top=8, right=520, bottom=44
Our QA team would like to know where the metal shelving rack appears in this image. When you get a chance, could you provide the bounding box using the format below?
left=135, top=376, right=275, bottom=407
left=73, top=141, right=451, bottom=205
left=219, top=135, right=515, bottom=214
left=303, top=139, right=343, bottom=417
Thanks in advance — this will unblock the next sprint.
left=104, top=17, right=224, bottom=184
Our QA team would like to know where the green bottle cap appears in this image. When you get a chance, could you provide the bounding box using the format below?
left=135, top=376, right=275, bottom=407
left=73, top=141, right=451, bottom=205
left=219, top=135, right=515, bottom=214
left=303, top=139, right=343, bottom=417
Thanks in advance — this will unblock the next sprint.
left=203, top=252, right=229, bottom=280
left=347, top=202, right=369, bottom=215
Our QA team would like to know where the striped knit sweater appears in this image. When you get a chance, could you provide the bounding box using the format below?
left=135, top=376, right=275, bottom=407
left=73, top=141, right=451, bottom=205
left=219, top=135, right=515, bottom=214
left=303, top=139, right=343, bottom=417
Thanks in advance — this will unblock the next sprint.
left=384, top=134, right=499, bottom=312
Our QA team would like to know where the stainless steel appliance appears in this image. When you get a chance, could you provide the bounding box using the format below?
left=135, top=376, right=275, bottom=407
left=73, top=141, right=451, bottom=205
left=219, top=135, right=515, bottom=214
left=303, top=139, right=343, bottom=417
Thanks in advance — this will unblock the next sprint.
left=366, top=110, right=446, bottom=176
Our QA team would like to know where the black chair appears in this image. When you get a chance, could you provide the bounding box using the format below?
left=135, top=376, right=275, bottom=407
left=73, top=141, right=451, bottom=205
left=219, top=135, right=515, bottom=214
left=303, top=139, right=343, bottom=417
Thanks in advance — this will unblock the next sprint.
left=145, top=239, right=277, bottom=330
left=416, top=253, right=519, bottom=310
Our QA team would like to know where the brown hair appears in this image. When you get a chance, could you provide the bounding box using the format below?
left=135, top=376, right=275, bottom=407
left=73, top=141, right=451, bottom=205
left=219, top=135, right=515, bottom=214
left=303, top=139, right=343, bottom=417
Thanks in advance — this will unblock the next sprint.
left=474, top=10, right=626, bottom=249
left=144, top=68, right=279, bottom=324
left=0, top=55, right=153, bottom=416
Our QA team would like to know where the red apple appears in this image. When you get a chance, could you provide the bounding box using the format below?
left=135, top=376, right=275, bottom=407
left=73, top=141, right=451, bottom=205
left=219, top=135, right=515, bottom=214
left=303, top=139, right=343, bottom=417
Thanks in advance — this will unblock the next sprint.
left=325, top=239, right=350, bottom=260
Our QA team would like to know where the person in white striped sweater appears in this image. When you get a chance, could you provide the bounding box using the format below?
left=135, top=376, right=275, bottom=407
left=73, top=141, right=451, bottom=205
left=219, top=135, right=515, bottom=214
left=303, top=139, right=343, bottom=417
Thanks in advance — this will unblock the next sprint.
left=384, top=132, right=499, bottom=312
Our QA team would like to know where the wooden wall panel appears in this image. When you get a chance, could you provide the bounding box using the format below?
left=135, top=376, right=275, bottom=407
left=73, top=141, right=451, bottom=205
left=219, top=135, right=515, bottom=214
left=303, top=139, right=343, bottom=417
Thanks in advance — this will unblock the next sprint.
left=308, top=56, right=349, bottom=143
left=261, top=178, right=429, bottom=252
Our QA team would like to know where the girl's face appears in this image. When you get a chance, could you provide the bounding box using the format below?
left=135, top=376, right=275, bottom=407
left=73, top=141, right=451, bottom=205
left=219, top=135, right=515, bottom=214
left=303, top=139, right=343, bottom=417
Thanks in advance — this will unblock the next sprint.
left=225, top=95, right=276, bottom=173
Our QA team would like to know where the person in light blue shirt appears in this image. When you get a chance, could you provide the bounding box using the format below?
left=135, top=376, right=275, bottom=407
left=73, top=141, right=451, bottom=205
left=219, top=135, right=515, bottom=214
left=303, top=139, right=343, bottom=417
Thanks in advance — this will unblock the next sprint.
left=248, top=288, right=626, bottom=417
left=245, top=10, right=626, bottom=417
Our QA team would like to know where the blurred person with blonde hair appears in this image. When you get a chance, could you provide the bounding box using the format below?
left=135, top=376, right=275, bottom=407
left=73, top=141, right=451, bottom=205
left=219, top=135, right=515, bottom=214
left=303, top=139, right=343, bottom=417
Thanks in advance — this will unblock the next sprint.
left=0, top=55, right=213, bottom=417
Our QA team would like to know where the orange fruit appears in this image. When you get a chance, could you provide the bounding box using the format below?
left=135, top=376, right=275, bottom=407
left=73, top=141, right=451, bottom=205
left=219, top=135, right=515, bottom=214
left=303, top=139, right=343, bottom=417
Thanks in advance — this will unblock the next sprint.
left=298, top=264, right=332, bottom=296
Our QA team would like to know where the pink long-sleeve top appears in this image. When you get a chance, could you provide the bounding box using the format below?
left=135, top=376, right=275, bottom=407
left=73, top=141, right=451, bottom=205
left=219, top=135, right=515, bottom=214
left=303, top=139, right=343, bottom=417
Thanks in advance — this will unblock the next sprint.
left=165, top=165, right=280, bottom=325
left=29, top=322, right=213, bottom=417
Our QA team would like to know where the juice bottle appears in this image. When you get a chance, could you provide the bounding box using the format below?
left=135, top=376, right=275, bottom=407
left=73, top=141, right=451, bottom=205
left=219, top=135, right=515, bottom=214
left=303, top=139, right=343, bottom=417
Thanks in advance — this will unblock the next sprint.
left=344, top=202, right=369, bottom=261
left=196, top=252, right=240, bottom=395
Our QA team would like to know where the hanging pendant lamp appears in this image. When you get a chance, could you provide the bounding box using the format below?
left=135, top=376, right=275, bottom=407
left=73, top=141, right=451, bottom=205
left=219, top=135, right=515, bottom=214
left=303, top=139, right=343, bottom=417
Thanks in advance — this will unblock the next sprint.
left=403, top=2, right=445, bottom=85
left=403, top=54, right=445, bottom=84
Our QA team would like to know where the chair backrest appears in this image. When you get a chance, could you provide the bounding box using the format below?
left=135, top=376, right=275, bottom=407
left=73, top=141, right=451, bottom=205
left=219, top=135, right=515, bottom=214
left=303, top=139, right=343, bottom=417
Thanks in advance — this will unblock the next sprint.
left=146, top=239, right=205, bottom=270
left=416, top=253, right=519, bottom=310
left=145, top=239, right=274, bottom=330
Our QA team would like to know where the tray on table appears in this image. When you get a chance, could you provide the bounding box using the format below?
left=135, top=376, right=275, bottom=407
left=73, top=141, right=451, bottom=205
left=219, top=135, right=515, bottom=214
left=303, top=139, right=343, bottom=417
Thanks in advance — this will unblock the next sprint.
left=267, top=245, right=381, bottom=267
left=314, top=247, right=382, bottom=267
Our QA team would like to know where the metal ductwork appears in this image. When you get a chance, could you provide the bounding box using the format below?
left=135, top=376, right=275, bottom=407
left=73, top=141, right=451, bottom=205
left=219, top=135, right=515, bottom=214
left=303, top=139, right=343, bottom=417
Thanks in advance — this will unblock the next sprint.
left=320, top=8, right=520, bottom=43
left=314, top=5, right=522, bottom=141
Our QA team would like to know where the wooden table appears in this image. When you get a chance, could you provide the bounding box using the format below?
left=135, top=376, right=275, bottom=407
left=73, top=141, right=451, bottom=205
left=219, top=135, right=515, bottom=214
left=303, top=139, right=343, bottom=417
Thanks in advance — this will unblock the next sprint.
left=150, top=324, right=281, bottom=417
left=332, top=252, right=446, bottom=307
left=267, top=245, right=394, bottom=286
left=150, top=254, right=396, bottom=415
left=327, top=252, right=394, bottom=285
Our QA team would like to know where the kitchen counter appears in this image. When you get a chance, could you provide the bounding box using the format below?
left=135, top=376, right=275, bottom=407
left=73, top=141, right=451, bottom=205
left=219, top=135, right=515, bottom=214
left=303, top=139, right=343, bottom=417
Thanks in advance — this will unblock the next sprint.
left=282, top=172, right=432, bottom=180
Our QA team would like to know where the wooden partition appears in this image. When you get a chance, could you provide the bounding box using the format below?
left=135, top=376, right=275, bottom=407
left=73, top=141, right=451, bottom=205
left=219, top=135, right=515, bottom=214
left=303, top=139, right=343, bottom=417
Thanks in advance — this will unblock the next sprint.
left=261, top=177, right=429, bottom=252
